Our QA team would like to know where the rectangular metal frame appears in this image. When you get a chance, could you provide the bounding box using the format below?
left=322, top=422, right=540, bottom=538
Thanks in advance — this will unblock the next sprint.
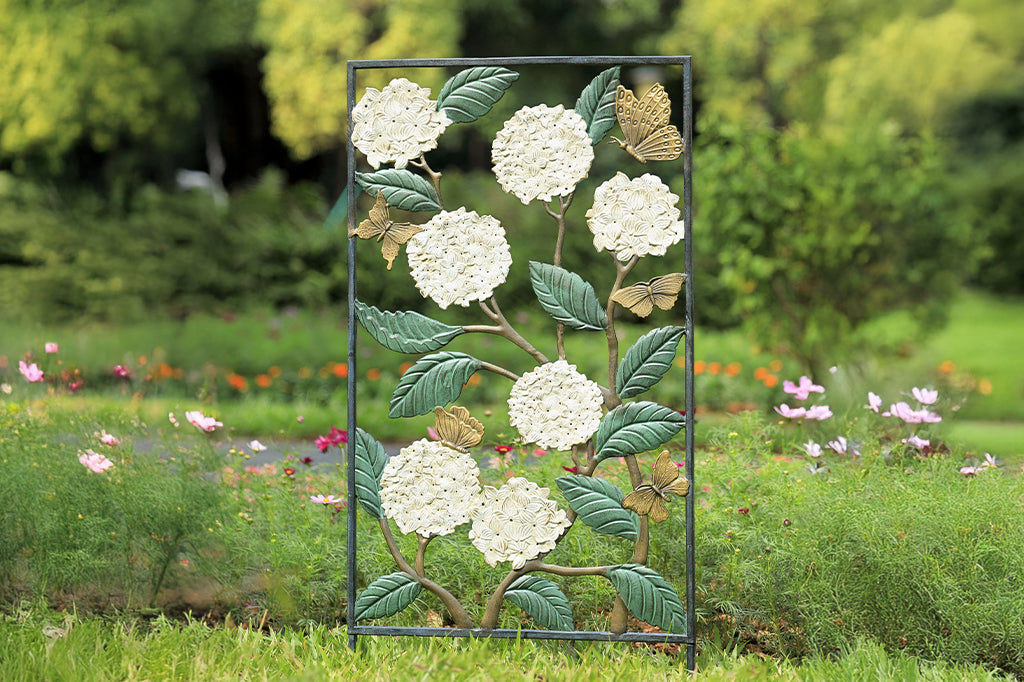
left=346, top=55, right=695, bottom=669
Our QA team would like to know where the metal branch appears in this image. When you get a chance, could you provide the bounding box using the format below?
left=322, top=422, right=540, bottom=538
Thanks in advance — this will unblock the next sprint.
left=479, top=361, right=520, bottom=382
left=603, top=255, right=639, bottom=409
left=410, top=155, right=443, bottom=210
left=378, top=518, right=473, bottom=628
left=464, top=298, right=549, bottom=364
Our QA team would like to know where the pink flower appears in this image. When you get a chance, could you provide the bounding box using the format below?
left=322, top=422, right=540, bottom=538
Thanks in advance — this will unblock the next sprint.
left=803, top=440, right=822, bottom=458
left=886, top=402, right=941, bottom=424
left=19, top=361, right=44, bottom=383
left=315, top=436, right=331, bottom=452
left=911, top=387, right=938, bottom=405
left=866, top=392, right=882, bottom=412
left=79, top=449, right=114, bottom=473
left=774, top=403, right=807, bottom=419
left=310, top=494, right=342, bottom=505
left=783, top=376, right=825, bottom=401
left=982, top=453, right=998, bottom=469
left=185, top=410, right=222, bottom=432
left=284, top=468, right=296, bottom=476
left=45, top=343, right=59, bottom=354
left=248, top=440, right=267, bottom=452
left=168, top=412, right=179, bottom=427
left=328, top=427, right=348, bottom=445
left=495, top=445, right=514, bottom=454
left=533, top=448, right=547, bottom=457
left=562, top=466, right=578, bottom=474
left=99, top=431, right=120, bottom=446
left=300, top=456, right=314, bottom=465
left=902, top=435, right=930, bottom=451
left=805, top=404, right=833, bottom=421
left=827, top=436, right=860, bottom=456
left=959, top=465, right=978, bottom=476
left=112, top=365, right=131, bottom=379
left=427, top=426, right=440, bottom=440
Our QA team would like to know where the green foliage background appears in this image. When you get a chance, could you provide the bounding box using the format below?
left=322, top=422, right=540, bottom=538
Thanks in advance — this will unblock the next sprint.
left=0, top=0, right=1022, bottom=369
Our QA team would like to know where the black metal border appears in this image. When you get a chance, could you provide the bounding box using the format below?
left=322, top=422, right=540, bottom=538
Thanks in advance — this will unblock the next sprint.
left=346, top=55, right=695, bottom=668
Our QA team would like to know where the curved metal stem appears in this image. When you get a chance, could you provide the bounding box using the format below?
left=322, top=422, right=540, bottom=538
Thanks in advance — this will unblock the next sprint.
left=411, top=155, right=443, bottom=210
left=480, top=361, right=520, bottom=382
left=466, top=299, right=549, bottom=364
left=603, top=255, right=639, bottom=409
left=377, top=518, right=473, bottom=628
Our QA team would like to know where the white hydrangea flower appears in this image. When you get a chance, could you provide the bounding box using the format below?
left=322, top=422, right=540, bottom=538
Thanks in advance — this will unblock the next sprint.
left=469, top=477, right=572, bottom=569
left=379, top=439, right=481, bottom=538
left=586, top=172, right=685, bottom=261
left=491, top=104, right=594, bottom=204
left=507, top=360, right=604, bottom=451
left=406, top=207, right=512, bottom=309
left=351, top=78, right=451, bottom=169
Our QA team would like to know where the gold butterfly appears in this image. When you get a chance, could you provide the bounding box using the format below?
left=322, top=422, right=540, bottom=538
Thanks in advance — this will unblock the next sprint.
left=349, top=191, right=421, bottom=270
left=611, top=84, right=684, bottom=163
left=622, top=450, right=690, bottom=524
left=610, top=273, right=686, bottom=318
left=434, top=405, right=484, bottom=453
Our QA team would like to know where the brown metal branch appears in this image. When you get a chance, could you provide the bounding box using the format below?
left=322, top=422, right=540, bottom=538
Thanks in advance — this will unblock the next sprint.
left=377, top=518, right=473, bottom=628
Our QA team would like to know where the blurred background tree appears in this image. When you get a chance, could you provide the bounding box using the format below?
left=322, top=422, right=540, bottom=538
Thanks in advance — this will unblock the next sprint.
left=0, top=0, right=1021, bottom=372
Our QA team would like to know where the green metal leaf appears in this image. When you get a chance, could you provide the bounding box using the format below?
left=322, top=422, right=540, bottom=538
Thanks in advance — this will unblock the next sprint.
left=504, top=575, right=574, bottom=631
left=355, top=169, right=440, bottom=212
left=574, top=66, right=620, bottom=145
left=436, top=67, right=519, bottom=124
left=616, top=326, right=686, bottom=399
left=529, top=261, right=607, bottom=331
left=355, top=300, right=463, bottom=354
left=353, top=427, right=389, bottom=518
left=606, top=564, right=687, bottom=634
left=354, top=572, right=422, bottom=621
left=555, top=475, right=638, bottom=541
left=594, top=401, right=685, bottom=462
left=388, top=351, right=482, bottom=418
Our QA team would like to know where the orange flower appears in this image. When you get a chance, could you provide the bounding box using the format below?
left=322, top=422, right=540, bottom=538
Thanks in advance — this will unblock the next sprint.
left=466, top=372, right=482, bottom=387
left=724, top=362, right=742, bottom=377
left=268, top=366, right=282, bottom=378
left=366, top=368, right=382, bottom=381
left=939, top=360, right=955, bottom=374
left=227, top=373, right=248, bottom=391
left=762, top=374, right=779, bottom=388
left=707, top=361, right=722, bottom=375
left=693, top=360, right=706, bottom=375
left=255, top=374, right=272, bottom=388
left=157, top=362, right=175, bottom=379
left=753, top=367, right=769, bottom=381
left=674, top=357, right=686, bottom=369
left=332, top=363, right=349, bottom=379
left=399, top=362, right=414, bottom=375
left=298, top=367, right=312, bottom=379
left=977, top=378, right=993, bottom=395
left=769, top=359, right=783, bottom=372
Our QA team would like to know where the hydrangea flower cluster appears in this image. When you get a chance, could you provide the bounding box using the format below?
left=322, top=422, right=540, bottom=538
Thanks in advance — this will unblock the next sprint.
left=507, top=360, right=604, bottom=451
left=406, top=208, right=512, bottom=309
left=351, top=78, right=452, bottom=169
left=468, top=477, right=572, bottom=569
left=491, top=104, right=593, bottom=204
left=379, top=439, right=482, bottom=538
left=586, top=172, right=685, bottom=261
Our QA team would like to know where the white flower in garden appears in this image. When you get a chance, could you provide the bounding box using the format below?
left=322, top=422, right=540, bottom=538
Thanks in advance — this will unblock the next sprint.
left=586, top=172, right=685, bottom=261
left=469, top=477, right=572, bottom=569
left=507, top=360, right=604, bottom=451
left=351, top=78, right=451, bottom=169
left=406, top=207, right=512, bottom=309
left=379, top=439, right=481, bottom=538
left=491, top=104, right=594, bottom=204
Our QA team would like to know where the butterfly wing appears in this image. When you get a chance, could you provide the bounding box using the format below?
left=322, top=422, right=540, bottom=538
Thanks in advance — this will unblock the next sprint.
left=648, top=497, right=669, bottom=524
left=649, top=273, right=686, bottom=311
left=611, top=283, right=655, bottom=318
left=350, top=191, right=389, bottom=240
left=622, top=485, right=657, bottom=517
left=631, top=125, right=683, bottom=162
left=433, top=406, right=484, bottom=452
left=379, top=222, right=421, bottom=271
left=651, top=450, right=680, bottom=489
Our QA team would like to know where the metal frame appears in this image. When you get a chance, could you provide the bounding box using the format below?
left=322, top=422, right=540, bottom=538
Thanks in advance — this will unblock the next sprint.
left=345, top=55, right=695, bottom=669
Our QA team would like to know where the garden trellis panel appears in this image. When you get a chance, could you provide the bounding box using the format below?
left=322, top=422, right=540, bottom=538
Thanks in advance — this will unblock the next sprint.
left=345, top=56, right=695, bottom=668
